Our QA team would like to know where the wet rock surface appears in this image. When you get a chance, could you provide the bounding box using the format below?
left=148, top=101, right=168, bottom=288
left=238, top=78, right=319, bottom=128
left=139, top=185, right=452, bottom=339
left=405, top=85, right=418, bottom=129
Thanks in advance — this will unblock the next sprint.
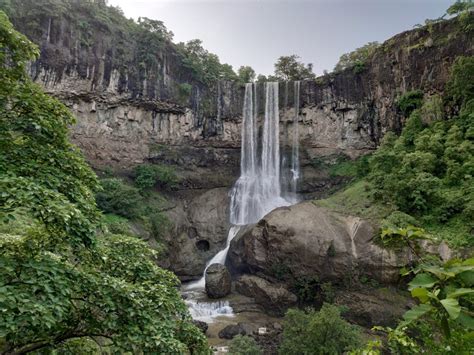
left=205, top=264, right=232, bottom=299
left=235, top=275, right=297, bottom=316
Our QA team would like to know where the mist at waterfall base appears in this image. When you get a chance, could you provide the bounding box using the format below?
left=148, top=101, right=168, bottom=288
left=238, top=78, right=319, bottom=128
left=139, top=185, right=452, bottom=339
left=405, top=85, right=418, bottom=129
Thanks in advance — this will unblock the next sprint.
left=184, top=82, right=301, bottom=322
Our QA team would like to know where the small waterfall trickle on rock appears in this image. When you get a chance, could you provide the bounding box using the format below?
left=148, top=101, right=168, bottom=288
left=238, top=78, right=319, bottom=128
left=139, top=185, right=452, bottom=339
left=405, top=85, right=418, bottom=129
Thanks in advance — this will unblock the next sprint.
left=290, top=81, right=301, bottom=201
left=184, top=82, right=300, bottom=322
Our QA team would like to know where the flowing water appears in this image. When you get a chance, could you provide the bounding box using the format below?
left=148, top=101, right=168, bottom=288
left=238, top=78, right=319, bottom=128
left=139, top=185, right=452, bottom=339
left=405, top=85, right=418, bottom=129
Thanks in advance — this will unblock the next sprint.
left=184, top=82, right=300, bottom=321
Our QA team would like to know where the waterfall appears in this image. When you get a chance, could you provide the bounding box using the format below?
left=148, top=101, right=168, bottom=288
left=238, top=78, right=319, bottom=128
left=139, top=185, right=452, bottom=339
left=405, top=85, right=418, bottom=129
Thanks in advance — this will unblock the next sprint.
left=184, top=82, right=300, bottom=321
left=231, top=82, right=290, bottom=225
left=290, top=81, right=301, bottom=200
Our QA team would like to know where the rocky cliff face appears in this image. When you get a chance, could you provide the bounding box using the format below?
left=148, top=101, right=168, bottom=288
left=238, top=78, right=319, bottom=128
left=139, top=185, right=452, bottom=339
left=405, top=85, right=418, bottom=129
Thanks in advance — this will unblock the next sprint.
left=10, top=7, right=472, bottom=192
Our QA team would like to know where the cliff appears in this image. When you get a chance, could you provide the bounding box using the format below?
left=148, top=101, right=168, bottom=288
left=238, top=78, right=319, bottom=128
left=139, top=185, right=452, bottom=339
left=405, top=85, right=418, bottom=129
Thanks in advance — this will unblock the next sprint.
left=6, top=2, right=473, bottom=192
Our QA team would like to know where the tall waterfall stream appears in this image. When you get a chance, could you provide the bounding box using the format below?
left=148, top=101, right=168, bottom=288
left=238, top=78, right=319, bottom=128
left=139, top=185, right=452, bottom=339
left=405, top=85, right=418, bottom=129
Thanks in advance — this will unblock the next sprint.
left=184, top=82, right=301, bottom=322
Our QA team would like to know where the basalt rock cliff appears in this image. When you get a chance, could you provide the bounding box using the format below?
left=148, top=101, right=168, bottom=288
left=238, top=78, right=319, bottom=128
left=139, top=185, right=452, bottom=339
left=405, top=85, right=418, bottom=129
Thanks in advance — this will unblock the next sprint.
left=8, top=8, right=473, bottom=193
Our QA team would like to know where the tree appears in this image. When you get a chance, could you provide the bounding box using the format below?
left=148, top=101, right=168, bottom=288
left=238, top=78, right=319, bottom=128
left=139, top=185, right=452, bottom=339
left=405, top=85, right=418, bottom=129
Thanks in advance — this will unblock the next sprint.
left=0, top=11, right=209, bottom=354
left=446, top=0, right=474, bottom=15
left=178, top=38, right=238, bottom=83
left=334, top=42, right=380, bottom=72
left=274, top=55, right=315, bottom=81
left=229, top=335, right=262, bottom=355
left=238, top=65, right=256, bottom=83
left=279, top=304, right=362, bottom=354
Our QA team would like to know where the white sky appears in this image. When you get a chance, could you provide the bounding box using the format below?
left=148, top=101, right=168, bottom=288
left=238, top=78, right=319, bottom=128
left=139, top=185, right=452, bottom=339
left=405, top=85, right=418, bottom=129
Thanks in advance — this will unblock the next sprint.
left=108, top=0, right=453, bottom=76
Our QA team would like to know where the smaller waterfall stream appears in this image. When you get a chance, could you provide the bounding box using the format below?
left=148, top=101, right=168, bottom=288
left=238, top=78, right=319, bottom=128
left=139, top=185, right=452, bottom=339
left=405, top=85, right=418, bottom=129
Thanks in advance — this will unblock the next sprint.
left=184, top=82, right=300, bottom=322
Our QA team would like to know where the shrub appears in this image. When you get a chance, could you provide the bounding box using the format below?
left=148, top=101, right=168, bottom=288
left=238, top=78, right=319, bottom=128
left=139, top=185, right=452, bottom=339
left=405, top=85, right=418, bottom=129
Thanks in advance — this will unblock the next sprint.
left=96, top=178, right=142, bottom=218
left=396, top=90, right=424, bottom=117
left=178, top=82, right=192, bottom=103
left=103, top=213, right=132, bottom=235
left=279, top=304, right=362, bottom=355
left=134, top=164, right=178, bottom=191
left=228, top=335, right=262, bottom=355
left=291, top=275, right=320, bottom=303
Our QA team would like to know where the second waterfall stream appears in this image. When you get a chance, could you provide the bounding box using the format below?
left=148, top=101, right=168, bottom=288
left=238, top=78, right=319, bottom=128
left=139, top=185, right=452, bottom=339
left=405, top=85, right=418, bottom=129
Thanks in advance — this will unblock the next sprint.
left=184, top=82, right=301, bottom=322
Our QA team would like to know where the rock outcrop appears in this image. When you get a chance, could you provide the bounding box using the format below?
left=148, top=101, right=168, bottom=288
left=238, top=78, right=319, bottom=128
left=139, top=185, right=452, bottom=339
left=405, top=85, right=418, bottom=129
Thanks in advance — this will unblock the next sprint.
left=162, top=188, right=230, bottom=280
left=8, top=5, right=473, bottom=191
left=235, top=275, right=297, bottom=316
left=228, top=202, right=436, bottom=284
left=205, top=264, right=232, bottom=299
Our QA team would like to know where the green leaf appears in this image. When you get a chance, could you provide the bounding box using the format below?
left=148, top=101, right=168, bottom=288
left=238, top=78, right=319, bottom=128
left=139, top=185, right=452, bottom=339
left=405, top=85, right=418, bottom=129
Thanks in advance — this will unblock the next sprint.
left=457, top=311, right=474, bottom=329
left=440, top=298, right=461, bottom=320
left=402, top=303, right=433, bottom=323
left=411, top=287, right=429, bottom=303
left=457, top=270, right=474, bottom=287
left=408, top=273, right=437, bottom=290
left=447, top=288, right=474, bottom=298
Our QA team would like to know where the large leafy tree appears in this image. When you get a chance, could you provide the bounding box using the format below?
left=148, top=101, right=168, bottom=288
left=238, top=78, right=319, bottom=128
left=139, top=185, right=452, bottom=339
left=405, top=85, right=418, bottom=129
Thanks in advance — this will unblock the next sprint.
left=0, top=11, right=208, bottom=354
left=237, top=65, right=256, bottom=83
left=274, top=55, right=315, bottom=81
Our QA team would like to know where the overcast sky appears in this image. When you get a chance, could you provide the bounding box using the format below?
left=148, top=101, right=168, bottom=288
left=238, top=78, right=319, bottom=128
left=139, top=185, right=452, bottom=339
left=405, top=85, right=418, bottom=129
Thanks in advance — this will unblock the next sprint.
left=108, top=0, right=452, bottom=76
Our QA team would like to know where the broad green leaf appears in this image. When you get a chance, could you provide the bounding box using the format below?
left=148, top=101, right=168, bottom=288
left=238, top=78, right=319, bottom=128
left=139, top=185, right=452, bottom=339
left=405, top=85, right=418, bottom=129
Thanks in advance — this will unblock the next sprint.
left=411, top=287, right=429, bottom=303
left=457, top=311, right=474, bottom=329
left=440, top=298, right=461, bottom=320
left=457, top=270, right=474, bottom=287
left=402, top=303, right=433, bottom=323
left=447, top=288, right=474, bottom=298
left=423, top=266, right=455, bottom=279
left=408, top=273, right=437, bottom=290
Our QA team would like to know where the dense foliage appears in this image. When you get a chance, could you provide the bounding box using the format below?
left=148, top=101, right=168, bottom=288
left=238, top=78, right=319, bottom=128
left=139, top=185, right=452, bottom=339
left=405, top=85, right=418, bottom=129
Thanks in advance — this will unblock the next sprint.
left=0, top=11, right=208, bottom=353
left=334, top=42, right=380, bottom=73
left=367, top=56, right=474, bottom=248
left=0, top=0, right=241, bottom=91
left=228, top=335, right=262, bottom=355
left=134, top=163, right=179, bottom=191
left=279, top=304, right=362, bottom=354
left=237, top=65, right=257, bottom=83
left=273, top=55, right=315, bottom=81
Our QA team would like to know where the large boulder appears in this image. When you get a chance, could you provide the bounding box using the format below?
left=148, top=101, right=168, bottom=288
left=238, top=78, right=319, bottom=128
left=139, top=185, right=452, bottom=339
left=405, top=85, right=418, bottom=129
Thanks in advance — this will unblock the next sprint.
left=228, top=202, right=449, bottom=284
left=205, top=263, right=232, bottom=299
left=162, top=188, right=230, bottom=280
left=218, top=324, right=246, bottom=339
left=235, top=275, right=297, bottom=316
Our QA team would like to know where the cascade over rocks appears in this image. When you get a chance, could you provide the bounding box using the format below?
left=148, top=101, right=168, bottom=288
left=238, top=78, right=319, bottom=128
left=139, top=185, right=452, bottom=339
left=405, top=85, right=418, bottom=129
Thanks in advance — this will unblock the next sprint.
left=205, top=263, right=232, bottom=299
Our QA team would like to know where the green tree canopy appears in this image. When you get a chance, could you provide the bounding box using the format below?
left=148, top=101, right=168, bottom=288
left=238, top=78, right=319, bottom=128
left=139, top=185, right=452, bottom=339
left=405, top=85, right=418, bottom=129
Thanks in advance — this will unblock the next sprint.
left=274, top=55, right=315, bottom=81
left=238, top=65, right=256, bottom=83
left=0, top=11, right=208, bottom=354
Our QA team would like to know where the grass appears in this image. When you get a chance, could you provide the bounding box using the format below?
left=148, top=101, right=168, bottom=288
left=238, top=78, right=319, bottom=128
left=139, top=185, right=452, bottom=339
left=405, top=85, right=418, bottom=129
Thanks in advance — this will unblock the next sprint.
left=313, top=180, right=395, bottom=223
left=314, top=180, right=472, bottom=250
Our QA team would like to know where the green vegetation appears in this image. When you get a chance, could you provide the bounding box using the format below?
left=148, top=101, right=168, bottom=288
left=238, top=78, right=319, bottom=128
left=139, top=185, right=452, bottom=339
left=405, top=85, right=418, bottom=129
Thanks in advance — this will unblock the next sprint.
left=177, top=39, right=239, bottom=84
left=134, top=163, right=179, bottom=191
left=396, top=90, right=424, bottom=117
left=96, top=178, right=142, bottom=218
left=229, top=335, right=262, bottom=355
left=366, top=257, right=474, bottom=354
left=279, top=304, right=362, bottom=355
left=273, top=55, right=315, bottom=81
left=318, top=56, right=474, bottom=249
left=334, top=42, right=380, bottom=73
left=238, top=65, right=257, bottom=83
left=0, top=11, right=208, bottom=353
